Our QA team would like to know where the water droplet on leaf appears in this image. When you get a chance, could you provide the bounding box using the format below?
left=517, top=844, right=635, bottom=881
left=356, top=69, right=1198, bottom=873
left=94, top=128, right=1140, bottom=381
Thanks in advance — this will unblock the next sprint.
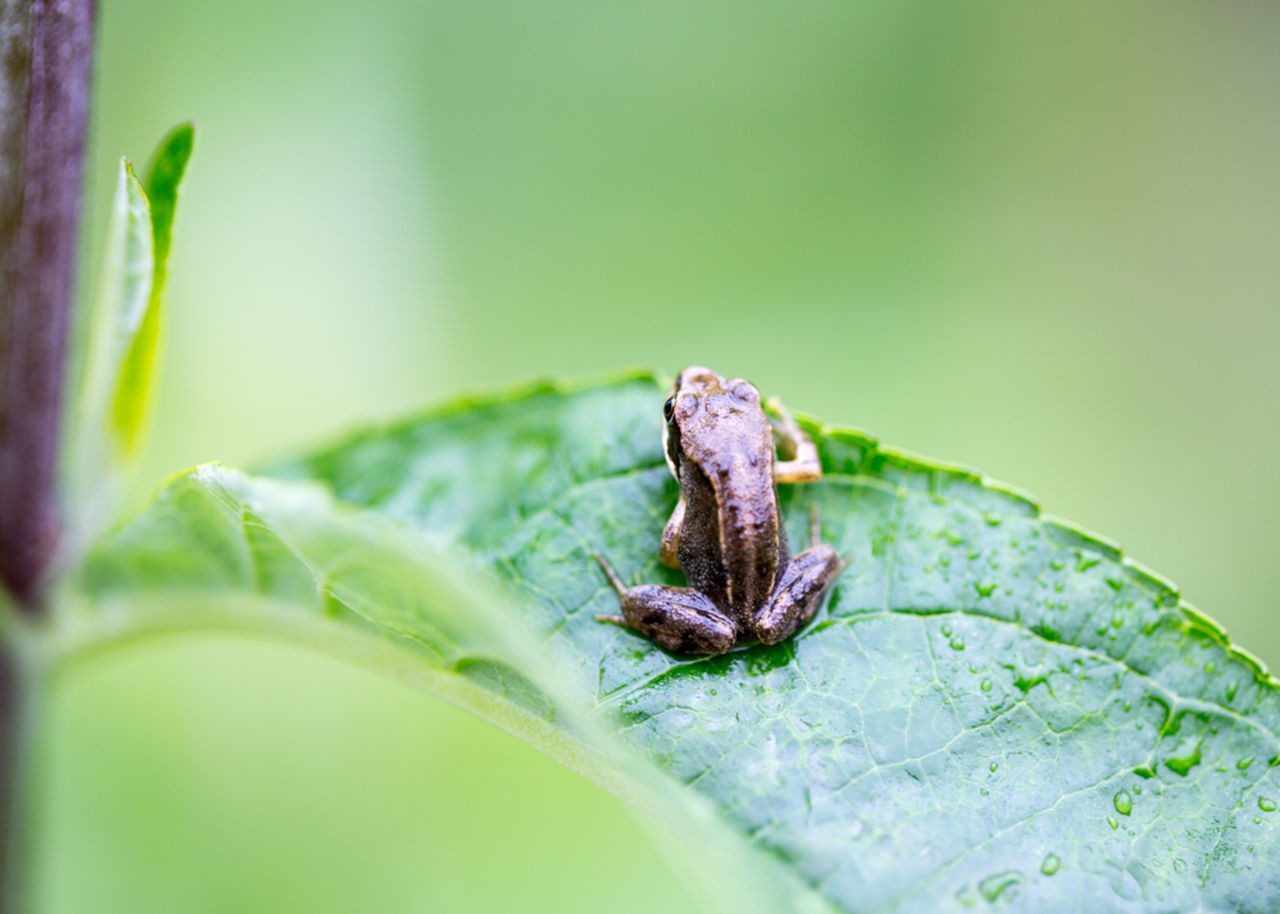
left=978, top=871, right=1022, bottom=903
left=1164, top=738, right=1202, bottom=777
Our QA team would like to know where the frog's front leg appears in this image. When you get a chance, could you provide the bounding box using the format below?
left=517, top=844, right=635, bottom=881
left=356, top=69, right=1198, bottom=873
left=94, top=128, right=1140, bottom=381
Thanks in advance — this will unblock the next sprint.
left=766, top=396, right=822, bottom=483
left=595, top=555, right=736, bottom=654
left=751, top=544, right=842, bottom=645
left=658, top=495, right=685, bottom=569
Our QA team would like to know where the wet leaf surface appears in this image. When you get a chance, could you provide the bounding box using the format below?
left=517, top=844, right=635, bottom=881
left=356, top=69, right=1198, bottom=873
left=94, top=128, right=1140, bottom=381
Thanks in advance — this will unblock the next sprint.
left=81, top=372, right=1280, bottom=913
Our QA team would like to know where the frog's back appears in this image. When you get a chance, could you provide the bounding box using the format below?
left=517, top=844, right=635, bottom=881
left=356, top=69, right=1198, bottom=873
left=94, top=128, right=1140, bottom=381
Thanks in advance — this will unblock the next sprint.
left=670, top=368, right=789, bottom=628
left=678, top=448, right=789, bottom=628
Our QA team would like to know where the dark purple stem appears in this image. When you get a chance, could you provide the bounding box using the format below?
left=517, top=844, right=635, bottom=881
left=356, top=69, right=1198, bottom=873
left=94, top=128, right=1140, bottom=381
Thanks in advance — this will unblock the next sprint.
left=0, top=0, right=96, bottom=611
left=0, top=1, right=95, bottom=910
left=0, top=649, right=22, bottom=914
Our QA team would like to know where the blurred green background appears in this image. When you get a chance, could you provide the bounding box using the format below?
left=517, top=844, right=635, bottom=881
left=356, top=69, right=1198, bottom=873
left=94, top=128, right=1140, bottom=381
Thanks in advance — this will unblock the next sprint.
left=32, top=2, right=1280, bottom=911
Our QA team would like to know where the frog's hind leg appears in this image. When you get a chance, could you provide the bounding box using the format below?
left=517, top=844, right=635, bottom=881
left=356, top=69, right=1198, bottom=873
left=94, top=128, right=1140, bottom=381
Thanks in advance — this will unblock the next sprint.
left=752, top=545, right=842, bottom=646
left=594, top=555, right=735, bottom=655
left=767, top=396, right=822, bottom=483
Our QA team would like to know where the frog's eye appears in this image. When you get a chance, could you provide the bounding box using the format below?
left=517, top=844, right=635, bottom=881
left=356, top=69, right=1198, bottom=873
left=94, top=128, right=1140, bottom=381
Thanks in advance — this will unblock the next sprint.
left=663, top=397, right=676, bottom=422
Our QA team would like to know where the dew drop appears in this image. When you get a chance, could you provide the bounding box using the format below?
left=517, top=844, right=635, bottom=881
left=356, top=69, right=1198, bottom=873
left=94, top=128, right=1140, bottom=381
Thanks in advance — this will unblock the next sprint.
left=941, top=622, right=952, bottom=637
left=1226, top=681, right=1239, bottom=702
left=1164, top=738, right=1202, bottom=777
left=1107, top=815, right=1119, bottom=830
left=1259, top=797, right=1277, bottom=812
left=1113, top=790, right=1132, bottom=816
left=978, top=871, right=1022, bottom=903
left=950, top=637, right=966, bottom=651
left=989, top=761, right=999, bottom=772
left=1040, top=853, right=1060, bottom=876
left=980, top=677, right=993, bottom=692
left=1238, top=756, right=1254, bottom=771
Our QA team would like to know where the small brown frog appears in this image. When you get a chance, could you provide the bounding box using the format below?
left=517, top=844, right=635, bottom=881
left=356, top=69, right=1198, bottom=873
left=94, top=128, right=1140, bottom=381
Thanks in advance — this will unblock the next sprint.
left=596, top=366, right=842, bottom=655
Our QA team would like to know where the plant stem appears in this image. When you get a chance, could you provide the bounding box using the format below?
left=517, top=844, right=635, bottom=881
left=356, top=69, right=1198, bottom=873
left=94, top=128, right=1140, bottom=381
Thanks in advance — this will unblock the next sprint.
left=0, top=0, right=96, bottom=612
left=0, top=638, right=25, bottom=914
left=0, top=1, right=95, bottom=910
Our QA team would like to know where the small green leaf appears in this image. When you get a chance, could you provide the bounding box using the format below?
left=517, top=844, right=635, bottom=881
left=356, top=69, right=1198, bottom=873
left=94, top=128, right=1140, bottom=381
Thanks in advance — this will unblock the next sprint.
left=142, top=122, right=194, bottom=281
left=67, top=124, right=193, bottom=542
left=76, top=158, right=152, bottom=463
left=73, top=373, right=1280, bottom=913
left=110, top=122, right=194, bottom=453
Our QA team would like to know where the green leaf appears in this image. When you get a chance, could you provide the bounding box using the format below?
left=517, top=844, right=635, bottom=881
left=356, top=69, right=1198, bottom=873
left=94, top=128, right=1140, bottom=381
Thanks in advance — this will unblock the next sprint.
left=111, top=122, right=194, bottom=453
left=75, top=159, right=152, bottom=465
left=68, top=124, right=193, bottom=521
left=65, top=462, right=820, bottom=914
left=72, top=373, right=1280, bottom=913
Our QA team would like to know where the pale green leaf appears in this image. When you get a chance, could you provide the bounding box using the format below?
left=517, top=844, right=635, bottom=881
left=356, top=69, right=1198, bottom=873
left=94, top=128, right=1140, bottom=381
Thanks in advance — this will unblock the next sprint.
left=67, top=124, right=193, bottom=525
left=110, top=122, right=194, bottom=452
left=72, top=373, right=1280, bottom=913
left=74, top=158, right=152, bottom=467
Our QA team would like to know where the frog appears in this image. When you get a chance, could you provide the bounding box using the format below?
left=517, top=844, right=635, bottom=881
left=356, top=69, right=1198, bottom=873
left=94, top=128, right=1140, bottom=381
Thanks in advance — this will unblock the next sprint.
left=595, top=365, right=843, bottom=655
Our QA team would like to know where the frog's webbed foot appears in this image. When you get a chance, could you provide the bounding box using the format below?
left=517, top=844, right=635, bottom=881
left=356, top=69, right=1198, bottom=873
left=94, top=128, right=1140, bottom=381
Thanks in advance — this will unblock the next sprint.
left=766, top=396, right=821, bottom=483
left=752, top=545, right=842, bottom=645
left=594, top=555, right=735, bottom=654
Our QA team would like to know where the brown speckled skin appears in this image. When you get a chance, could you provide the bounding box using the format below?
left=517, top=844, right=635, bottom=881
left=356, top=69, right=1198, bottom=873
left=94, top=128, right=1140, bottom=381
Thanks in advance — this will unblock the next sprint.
left=601, top=366, right=842, bottom=655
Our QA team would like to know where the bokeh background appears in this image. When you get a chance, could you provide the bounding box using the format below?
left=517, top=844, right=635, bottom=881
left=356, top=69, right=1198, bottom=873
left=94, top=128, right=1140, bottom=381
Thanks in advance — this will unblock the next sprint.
left=31, top=2, right=1280, bottom=912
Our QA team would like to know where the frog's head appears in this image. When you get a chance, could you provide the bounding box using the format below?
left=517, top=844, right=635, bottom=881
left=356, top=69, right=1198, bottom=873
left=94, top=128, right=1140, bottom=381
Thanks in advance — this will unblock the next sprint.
left=662, top=365, right=768, bottom=479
